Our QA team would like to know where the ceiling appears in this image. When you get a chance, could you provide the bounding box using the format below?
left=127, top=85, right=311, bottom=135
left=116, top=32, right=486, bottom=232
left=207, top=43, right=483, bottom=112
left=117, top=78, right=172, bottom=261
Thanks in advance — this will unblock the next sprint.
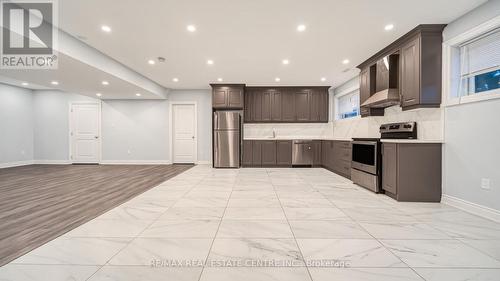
left=0, top=53, right=163, bottom=100
left=57, top=0, right=486, bottom=90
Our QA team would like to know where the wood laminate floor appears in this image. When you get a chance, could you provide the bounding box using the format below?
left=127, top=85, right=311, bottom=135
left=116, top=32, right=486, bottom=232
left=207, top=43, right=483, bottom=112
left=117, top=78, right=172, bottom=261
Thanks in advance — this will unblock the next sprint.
left=0, top=164, right=192, bottom=266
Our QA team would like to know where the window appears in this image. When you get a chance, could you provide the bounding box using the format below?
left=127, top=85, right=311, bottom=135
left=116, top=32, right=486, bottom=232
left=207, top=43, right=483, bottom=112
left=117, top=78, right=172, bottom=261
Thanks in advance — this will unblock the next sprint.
left=459, top=29, right=500, bottom=97
left=336, top=90, right=359, bottom=120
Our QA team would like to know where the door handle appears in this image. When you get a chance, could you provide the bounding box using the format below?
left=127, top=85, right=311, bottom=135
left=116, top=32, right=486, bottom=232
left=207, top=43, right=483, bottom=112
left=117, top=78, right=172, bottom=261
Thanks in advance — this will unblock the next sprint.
left=192, top=136, right=195, bottom=139
left=95, top=136, right=99, bottom=139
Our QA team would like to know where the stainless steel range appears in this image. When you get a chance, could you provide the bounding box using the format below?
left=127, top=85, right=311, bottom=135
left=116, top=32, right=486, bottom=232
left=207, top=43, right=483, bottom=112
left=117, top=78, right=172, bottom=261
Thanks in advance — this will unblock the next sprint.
left=351, top=121, right=417, bottom=193
left=351, top=138, right=382, bottom=193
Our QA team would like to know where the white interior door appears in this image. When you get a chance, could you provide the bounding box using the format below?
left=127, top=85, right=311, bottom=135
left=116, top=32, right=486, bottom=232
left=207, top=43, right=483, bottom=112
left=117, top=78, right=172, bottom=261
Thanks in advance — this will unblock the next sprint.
left=70, top=103, right=100, bottom=163
left=173, top=104, right=196, bottom=163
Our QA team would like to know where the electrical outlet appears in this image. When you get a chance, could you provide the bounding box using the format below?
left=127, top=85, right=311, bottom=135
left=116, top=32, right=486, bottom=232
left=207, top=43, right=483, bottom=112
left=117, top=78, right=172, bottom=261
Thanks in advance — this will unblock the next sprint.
left=481, top=178, right=491, bottom=190
left=127, top=149, right=131, bottom=155
left=20, top=150, right=25, bottom=155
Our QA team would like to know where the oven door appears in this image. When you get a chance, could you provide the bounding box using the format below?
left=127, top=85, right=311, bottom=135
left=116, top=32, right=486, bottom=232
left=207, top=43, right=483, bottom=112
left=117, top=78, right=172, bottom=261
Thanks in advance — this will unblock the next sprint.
left=351, top=140, right=378, bottom=175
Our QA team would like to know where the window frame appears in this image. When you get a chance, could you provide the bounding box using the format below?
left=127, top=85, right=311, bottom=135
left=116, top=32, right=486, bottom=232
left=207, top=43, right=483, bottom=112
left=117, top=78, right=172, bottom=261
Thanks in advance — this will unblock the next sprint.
left=443, top=15, right=500, bottom=107
left=334, top=86, right=360, bottom=121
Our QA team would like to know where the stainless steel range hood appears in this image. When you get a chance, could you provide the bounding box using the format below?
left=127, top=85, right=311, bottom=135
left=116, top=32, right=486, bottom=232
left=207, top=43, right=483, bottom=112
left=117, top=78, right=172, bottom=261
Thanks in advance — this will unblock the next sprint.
left=361, top=54, right=400, bottom=109
left=360, top=88, right=400, bottom=108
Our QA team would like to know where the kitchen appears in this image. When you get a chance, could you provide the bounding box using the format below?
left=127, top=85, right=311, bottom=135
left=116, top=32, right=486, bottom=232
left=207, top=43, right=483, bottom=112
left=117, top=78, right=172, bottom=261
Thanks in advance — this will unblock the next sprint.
left=212, top=24, right=444, bottom=202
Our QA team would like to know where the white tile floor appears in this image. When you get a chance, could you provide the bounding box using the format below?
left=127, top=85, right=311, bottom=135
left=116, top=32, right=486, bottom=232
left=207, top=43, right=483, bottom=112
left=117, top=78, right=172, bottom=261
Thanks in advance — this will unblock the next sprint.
left=1, top=165, right=500, bottom=281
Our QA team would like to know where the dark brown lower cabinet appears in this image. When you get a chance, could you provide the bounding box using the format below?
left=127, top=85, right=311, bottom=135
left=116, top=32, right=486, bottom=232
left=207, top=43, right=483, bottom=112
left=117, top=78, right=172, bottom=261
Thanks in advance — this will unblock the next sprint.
left=252, top=141, right=262, bottom=166
left=261, top=141, right=277, bottom=166
left=312, top=141, right=322, bottom=166
left=243, top=140, right=291, bottom=167
left=242, top=140, right=253, bottom=166
left=276, top=140, right=292, bottom=166
left=382, top=142, right=442, bottom=202
left=320, top=140, right=351, bottom=179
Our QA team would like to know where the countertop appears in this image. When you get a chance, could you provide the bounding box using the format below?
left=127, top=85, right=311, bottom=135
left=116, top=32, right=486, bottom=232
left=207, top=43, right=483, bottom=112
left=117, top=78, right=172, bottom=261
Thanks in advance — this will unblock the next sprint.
left=380, top=139, right=444, bottom=144
left=243, top=136, right=352, bottom=141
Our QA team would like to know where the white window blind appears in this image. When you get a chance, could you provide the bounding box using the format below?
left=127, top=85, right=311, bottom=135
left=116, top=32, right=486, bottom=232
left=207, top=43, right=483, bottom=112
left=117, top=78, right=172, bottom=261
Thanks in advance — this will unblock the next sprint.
left=459, top=28, right=500, bottom=96
left=460, top=29, right=500, bottom=77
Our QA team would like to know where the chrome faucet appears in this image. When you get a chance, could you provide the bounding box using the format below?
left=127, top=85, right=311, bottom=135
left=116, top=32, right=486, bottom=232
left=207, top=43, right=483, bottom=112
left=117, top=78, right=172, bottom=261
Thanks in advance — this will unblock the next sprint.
left=272, top=129, right=276, bottom=139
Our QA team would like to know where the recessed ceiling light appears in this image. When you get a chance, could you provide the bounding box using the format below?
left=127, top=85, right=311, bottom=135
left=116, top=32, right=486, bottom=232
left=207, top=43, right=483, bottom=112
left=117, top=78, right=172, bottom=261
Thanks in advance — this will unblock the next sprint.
left=21, top=82, right=29, bottom=86
left=321, top=77, right=326, bottom=82
left=297, top=24, right=306, bottom=32
left=342, top=59, right=350, bottom=64
left=207, top=59, right=214, bottom=65
left=101, top=81, right=109, bottom=86
left=384, top=24, right=394, bottom=31
left=50, top=81, right=59, bottom=85
left=101, top=25, right=112, bottom=33
left=172, top=78, right=179, bottom=82
left=135, top=93, right=142, bottom=97
left=217, top=78, right=223, bottom=82
left=187, top=25, right=196, bottom=32
left=148, top=59, right=155, bottom=65
left=96, top=93, right=102, bottom=97
left=282, top=59, right=290, bottom=65
left=275, top=77, right=281, bottom=82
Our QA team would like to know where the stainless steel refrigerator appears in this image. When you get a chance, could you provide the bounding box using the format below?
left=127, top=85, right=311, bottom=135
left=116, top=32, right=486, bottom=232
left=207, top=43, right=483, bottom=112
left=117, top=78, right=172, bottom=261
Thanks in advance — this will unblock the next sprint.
left=213, top=111, right=241, bottom=168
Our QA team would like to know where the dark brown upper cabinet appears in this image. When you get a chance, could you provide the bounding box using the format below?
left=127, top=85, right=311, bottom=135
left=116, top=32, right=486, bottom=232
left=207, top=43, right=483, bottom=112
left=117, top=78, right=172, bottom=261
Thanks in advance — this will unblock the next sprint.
left=211, top=84, right=245, bottom=109
left=359, top=65, right=383, bottom=117
left=271, top=90, right=283, bottom=122
left=357, top=24, right=445, bottom=113
left=310, top=88, right=329, bottom=122
left=281, top=90, right=295, bottom=122
left=294, top=89, right=311, bottom=122
left=244, top=87, right=329, bottom=123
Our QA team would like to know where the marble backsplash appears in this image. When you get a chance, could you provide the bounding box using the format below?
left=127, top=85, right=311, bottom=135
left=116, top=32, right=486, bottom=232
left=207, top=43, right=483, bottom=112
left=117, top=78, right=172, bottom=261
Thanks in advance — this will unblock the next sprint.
left=244, top=106, right=443, bottom=141
left=333, top=106, right=444, bottom=140
left=244, top=122, right=334, bottom=139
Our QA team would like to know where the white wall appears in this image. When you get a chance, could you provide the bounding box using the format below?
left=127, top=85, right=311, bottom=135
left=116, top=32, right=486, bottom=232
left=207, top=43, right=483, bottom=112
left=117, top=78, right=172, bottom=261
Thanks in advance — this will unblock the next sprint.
left=0, top=86, right=212, bottom=167
left=101, top=100, right=170, bottom=163
left=33, top=90, right=95, bottom=162
left=442, top=0, right=500, bottom=212
left=168, top=89, right=212, bottom=163
left=0, top=84, right=34, bottom=166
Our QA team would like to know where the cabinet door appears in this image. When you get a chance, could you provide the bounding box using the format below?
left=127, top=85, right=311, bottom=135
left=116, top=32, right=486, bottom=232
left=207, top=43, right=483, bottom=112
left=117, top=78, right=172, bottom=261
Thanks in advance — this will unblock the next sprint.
left=212, top=89, right=227, bottom=108
left=252, top=141, right=262, bottom=166
left=228, top=88, right=244, bottom=109
left=359, top=68, right=370, bottom=106
left=310, top=92, right=321, bottom=122
left=312, top=140, right=322, bottom=166
left=294, top=90, right=311, bottom=121
left=242, top=140, right=253, bottom=166
left=276, top=140, right=292, bottom=166
left=271, top=91, right=282, bottom=121
left=244, top=92, right=252, bottom=122
left=261, top=141, right=277, bottom=166
left=401, top=36, right=421, bottom=107
left=319, top=90, right=329, bottom=122
left=261, top=91, right=272, bottom=122
left=282, top=90, right=295, bottom=122
left=321, top=141, right=330, bottom=168
left=382, top=143, right=398, bottom=195
left=252, top=91, right=262, bottom=122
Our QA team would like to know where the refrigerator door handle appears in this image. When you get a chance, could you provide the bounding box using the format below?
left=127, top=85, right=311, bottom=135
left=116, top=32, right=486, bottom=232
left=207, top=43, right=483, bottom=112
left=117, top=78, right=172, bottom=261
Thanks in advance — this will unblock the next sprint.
left=213, top=112, right=218, bottom=130
left=214, top=132, right=218, bottom=164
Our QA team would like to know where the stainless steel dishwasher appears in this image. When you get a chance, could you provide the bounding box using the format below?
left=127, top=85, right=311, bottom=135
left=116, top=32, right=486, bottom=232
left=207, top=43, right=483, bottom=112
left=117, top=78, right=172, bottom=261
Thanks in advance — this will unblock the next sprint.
left=292, top=140, right=313, bottom=166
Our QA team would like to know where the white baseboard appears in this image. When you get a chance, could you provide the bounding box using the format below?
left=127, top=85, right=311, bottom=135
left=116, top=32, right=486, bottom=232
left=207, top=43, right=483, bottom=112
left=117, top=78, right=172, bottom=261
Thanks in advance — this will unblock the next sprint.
left=100, top=160, right=172, bottom=165
left=196, top=161, right=211, bottom=165
left=0, top=160, right=34, bottom=169
left=34, top=160, right=72, bottom=165
left=442, top=194, right=500, bottom=223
